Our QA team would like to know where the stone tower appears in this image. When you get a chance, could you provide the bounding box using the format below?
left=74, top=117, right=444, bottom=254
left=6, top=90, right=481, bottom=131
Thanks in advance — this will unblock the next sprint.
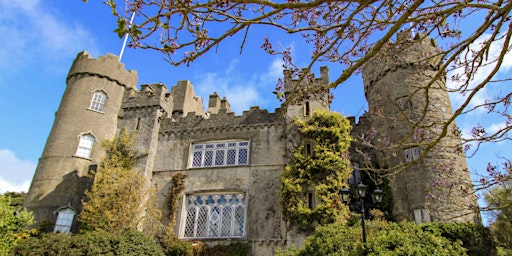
left=361, top=32, right=479, bottom=223
left=283, top=67, right=331, bottom=121
left=24, top=51, right=138, bottom=232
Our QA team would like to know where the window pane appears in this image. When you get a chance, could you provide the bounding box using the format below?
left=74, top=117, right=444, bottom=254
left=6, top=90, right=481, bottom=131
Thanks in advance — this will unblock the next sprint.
left=192, top=151, right=202, bottom=167
left=53, top=209, right=75, bottom=234
left=215, top=150, right=225, bottom=166
left=75, top=134, right=94, bottom=158
left=238, top=148, right=248, bottom=165
left=190, top=141, right=249, bottom=168
left=204, top=151, right=213, bottom=166
left=184, top=193, right=246, bottom=239
left=227, top=149, right=236, bottom=165
left=89, top=91, right=106, bottom=112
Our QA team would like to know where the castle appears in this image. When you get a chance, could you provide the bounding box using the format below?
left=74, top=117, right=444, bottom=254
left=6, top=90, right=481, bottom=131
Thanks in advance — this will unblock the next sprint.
left=24, top=32, right=479, bottom=254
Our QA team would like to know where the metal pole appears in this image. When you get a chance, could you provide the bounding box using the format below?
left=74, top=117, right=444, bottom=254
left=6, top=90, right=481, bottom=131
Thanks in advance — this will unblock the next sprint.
left=361, top=197, right=366, bottom=243
left=361, top=196, right=367, bottom=255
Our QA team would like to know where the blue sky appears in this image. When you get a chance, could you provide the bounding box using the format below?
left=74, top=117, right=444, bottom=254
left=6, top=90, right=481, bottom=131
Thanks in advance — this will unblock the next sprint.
left=0, top=0, right=510, bottom=220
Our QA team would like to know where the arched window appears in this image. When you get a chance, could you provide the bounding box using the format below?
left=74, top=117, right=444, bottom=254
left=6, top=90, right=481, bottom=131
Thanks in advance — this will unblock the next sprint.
left=75, top=133, right=95, bottom=158
left=89, top=90, right=107, bottom=112
left=54, top=207, right=76, bottom=234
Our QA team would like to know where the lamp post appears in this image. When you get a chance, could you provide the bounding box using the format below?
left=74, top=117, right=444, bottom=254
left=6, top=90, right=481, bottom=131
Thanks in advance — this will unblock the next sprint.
left=340, top=183, right=383, bottom=245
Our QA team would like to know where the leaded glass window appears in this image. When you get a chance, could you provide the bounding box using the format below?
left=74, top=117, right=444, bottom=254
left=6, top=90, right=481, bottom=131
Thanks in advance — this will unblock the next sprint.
left=89, top=90, right=107, bottom=112
left=183, top=193, right=246, bottom=239
left=190, top=141, right=250, bottom=168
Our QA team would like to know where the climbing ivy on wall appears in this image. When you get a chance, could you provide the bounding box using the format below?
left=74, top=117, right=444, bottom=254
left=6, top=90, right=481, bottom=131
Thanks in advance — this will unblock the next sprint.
left=281, top=110, right=353, bottom=230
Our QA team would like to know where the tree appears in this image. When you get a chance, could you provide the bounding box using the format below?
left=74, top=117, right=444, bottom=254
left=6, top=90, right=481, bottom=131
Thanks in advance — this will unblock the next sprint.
left=0, top=192, right=36, bottom=255
left=484, top=162, right=512, bottom=252
left=276, top=214, right=469, bottom=256
left=281, top=110, right=352, bottom=230
left=79, top=129, right=161, bottom=235
left=100, top=0, right=511, bottom=215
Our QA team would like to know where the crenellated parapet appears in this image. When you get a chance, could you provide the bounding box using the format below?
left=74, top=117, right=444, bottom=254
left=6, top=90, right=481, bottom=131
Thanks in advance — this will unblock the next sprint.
left=160, top=106, right=282, bottom=134
left=283, top=66, right=329, bottom=94
left=67, top=51, right=138, bottom=89
left=122, top=83, right=173, bottom=114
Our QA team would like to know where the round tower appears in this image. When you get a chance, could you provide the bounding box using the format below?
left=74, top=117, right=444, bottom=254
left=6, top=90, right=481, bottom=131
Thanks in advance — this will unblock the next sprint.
left=361, top=32, right=479, bottom=223
left=25, top=51, right=138, bottom=231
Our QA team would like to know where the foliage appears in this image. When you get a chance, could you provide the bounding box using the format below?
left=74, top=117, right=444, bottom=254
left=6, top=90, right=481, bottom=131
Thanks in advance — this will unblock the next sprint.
left=202, top=242, right=250, bottom=256
left=277, top=218, right=467, bottom=256
left=281, top=110, right=352, bottom=230
left=11, top=229, right=165, bottom=256
left=80, top=129, right=161, bottom=235
left=159, top=173, right=198, bottom=256
left=485, top=163, right=512, bottom=250
left=421, top=222, right=496, bottom=256
left=0, top=193, right=36, bottom=256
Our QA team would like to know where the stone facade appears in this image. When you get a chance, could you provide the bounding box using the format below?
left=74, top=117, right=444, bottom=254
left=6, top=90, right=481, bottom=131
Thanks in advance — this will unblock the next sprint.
left=25, top=33, right=479, bottom=254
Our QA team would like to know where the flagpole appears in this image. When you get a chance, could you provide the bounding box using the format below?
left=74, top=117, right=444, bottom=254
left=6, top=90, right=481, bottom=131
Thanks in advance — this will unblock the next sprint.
left=119, top=11, right=135, bottom=61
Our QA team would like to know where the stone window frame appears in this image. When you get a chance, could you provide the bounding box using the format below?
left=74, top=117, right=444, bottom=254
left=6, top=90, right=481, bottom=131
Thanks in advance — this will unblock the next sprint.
left=88, top=90, right=108, bottom=113
left=182, top=192, right=247, bottom=239
left=75, top=132, right=95, bottom=159
left=404, top=147, right=420, bottom=162
left=53, top=205, right=76, bottom=234
left=189, top=140, right=250, bottom=168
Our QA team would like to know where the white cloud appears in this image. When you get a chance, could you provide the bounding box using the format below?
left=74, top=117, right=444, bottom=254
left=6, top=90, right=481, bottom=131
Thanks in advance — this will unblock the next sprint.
left=193, top=58, right=283, bottom=114
left=0, top=149, right=36, bottom=193
left=0, top=0, right=97, bottom=72
left=448, top=33, right=512, bottom=111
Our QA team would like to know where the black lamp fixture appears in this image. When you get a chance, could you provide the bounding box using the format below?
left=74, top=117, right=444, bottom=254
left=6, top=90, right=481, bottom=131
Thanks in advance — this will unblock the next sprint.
left=372, top=187, right=384, bottom=204
left=339, top=182, right=384, bottom=248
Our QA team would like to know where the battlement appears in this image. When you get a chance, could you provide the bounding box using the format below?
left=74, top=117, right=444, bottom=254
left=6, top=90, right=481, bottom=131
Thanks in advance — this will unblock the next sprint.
left=160, top=105, right=282, bottom=134
left=122, top=83, right=173, bottom=114
left=362, top=32, right=442, bottom=90
left=67, top=51, right=138, bottom=89
left=283, top=66, right=329, bottom=94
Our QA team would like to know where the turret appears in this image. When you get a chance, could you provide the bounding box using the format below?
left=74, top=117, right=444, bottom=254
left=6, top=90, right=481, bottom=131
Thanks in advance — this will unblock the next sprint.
left=284, top=67, right=331, bottom=121
left=24, top=51, right=138, bottom=232
left=361, top=32, right=479, bottom=223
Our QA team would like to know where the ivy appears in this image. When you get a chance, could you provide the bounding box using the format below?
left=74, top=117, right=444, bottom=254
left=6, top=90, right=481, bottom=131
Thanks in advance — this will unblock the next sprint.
left=281, top=110, right=353, bottom=230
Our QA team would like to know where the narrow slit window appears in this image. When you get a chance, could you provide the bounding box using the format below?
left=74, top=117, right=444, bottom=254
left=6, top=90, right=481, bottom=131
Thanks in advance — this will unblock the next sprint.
left=304, top=101, right=311, bottom=116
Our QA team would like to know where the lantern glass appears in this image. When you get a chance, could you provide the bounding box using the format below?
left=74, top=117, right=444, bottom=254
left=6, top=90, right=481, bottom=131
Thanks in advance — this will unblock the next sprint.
left=372, top=187, right=384, bottom=203
left=356, top=182, right=367, bottom=198
left=339, top=186, right=351, bottom=203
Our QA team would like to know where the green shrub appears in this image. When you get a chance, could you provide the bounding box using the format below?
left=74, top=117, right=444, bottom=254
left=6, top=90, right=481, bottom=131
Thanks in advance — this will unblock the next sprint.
left=11, top=229, right=164, bottom=256
left=421, top=222, right=496, bottom=256
left=278, top=220, right=467, bottom=256
left=203, top=242, right=250, bottom=256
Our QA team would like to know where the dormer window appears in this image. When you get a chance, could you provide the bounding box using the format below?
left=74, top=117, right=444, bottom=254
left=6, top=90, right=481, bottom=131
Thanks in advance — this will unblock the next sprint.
left=75, top=133, right=95, bottom=159
left=89, top=90, right=107, bottom=112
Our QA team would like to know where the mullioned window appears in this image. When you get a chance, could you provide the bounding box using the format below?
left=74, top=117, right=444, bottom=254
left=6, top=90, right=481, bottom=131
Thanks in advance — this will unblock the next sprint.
left=190, top=141, right=249, bottom=168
